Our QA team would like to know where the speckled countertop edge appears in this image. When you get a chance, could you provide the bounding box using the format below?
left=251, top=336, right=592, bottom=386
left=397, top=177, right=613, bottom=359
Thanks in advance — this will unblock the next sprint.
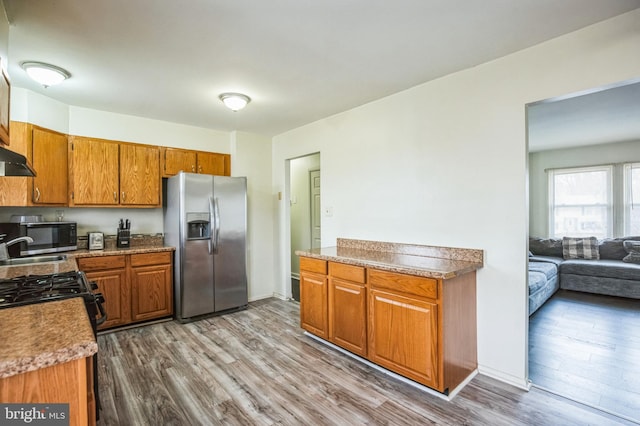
left=0, top=245, right=175, bottom=279
left=0, top=298, right=98, bottom=379
left=296, top=239, right=483, bottom=279
left=71, top=245, right=175, bottom=259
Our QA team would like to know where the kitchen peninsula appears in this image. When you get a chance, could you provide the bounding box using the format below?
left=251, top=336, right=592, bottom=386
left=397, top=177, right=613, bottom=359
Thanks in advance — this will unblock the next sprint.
left=296, top=238, right=483, bottom=396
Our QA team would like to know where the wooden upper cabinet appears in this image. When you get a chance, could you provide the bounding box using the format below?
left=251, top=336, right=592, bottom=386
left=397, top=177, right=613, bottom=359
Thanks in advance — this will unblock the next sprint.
left=31, top=127, right=68, bottom=205
left=162, top=147, right=230, bottom=177
left=69, top=137, right=120, bottom=206
left=162, top=147, right=196, bottom=176
left=120, top=143, right=160, bottom=206
left=197, top=152, right=227, bottom=175
left=0, top=122, right=31, bottom=206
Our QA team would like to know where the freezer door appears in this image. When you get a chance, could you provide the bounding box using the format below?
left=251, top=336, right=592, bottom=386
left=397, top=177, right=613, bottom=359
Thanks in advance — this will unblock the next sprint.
left=213, top=176, right=248, bottom=311
left=181, top=173, right=215, bottom=319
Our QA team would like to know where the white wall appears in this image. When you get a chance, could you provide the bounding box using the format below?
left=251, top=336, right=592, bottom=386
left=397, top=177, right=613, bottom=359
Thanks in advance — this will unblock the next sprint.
left=11, top=88, right=70, bottom=134
left=69, top=106, right=230, bottom=152
left=231, top=131, right=275, bottom=301
left=529, top=139, right=640, bottom=237
left=290, top=153, right=320, bottom=278
left=272, top=10, right=640, bottom=388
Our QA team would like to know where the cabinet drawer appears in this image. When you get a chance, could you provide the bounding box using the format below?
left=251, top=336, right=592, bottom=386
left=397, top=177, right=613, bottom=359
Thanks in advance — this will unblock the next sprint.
left=77, top=255, right=126, bottom=271
left=131, top=251, right=172, bottom=267
left=368, top=269, right=438, bottom=299
left=300, top=257, right=327, bottom=274
left=329, top=262, right=365, bottom=283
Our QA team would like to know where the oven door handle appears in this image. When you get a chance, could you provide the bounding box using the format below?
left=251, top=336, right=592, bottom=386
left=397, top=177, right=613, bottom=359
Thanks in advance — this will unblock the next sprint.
left=95, top=297, right=108, bottom=326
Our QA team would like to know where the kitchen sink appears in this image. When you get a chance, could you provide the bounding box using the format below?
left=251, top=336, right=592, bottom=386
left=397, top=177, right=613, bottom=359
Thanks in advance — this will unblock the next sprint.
left=0, top=254, right=68, bottom=266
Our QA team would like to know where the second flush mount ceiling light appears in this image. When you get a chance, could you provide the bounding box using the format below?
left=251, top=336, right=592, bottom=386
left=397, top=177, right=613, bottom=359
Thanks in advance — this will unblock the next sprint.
left=219, top=92, right=251, bottom=111
left=21, top=61, right=71, bottom=87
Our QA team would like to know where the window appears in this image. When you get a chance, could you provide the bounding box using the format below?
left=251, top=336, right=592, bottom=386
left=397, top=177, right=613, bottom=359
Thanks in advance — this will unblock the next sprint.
left=624, top=163, right=640, bottom=235
left=549, top=166, right=612, bottom=238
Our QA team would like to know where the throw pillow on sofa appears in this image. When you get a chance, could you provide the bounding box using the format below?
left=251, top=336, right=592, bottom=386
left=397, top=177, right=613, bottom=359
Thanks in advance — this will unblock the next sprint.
left=529, top=237, right=563, bottom=257
left=622, top=240, right=640, bottom=264
left=562, top=236, right=600, bottom=260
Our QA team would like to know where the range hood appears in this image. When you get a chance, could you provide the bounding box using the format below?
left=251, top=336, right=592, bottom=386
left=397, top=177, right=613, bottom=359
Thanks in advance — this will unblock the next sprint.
left=0, top=145, right=36, bottom=176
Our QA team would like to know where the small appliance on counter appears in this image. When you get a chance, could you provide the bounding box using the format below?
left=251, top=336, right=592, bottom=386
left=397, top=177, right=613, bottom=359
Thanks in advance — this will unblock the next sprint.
left=0, top=215, right=77, bottom=256
left=117, top=219, right=130, bottom=248
left=88, top=232, right=104, bottom=250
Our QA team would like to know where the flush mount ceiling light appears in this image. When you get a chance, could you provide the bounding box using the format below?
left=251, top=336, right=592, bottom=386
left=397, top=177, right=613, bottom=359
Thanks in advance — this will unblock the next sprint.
left=21, top=61, right=71, bottom=87
left=219, top=92, right=251, bottom=111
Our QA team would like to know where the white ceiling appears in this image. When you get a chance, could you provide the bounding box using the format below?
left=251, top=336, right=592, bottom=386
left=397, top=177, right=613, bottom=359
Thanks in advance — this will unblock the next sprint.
left=527, top=80, right=640, bottom=152
left=3, top=0, right=640, bottom=141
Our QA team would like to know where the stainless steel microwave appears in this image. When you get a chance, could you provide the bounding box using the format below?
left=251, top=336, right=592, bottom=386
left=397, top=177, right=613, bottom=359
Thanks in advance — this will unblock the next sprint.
left=0, top=221, right=78, bottom=256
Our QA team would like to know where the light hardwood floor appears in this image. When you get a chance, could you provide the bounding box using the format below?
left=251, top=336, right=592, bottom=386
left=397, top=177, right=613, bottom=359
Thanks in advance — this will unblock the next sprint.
left=529, top=289, right=640, bottom=423
left=97, top=298, right=636, bottom=425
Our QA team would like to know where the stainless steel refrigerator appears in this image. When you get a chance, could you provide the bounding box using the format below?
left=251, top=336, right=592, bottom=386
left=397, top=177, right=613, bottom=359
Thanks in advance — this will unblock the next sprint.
left=164, top=172, right=248, bottom=322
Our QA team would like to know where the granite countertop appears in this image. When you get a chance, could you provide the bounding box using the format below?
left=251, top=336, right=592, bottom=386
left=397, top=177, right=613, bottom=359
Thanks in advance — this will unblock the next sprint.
left=296, top=239, right=483, bottom=280
left=72, top=245, right=175, bottom=259
left=0, top=245, right=175, bottom=279
left=0, top=297, right=98, bottom=379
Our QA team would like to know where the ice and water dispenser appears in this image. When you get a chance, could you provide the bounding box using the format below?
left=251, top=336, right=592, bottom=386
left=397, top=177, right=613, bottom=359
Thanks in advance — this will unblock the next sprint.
left=187, top=213, right=210, bottom=239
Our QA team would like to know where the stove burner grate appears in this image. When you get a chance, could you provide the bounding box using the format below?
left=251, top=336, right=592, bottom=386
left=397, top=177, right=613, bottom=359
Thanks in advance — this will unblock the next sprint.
left=0, top=271, right=92, bottom=308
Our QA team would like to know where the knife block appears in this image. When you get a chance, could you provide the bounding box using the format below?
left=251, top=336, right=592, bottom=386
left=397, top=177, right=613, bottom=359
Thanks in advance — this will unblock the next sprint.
left=117, top=229, right=130, bottom=248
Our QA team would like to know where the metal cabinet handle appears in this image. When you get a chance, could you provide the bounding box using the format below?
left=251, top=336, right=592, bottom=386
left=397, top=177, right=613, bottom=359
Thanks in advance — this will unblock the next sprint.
left=113, top=191, right=117, bottom=202
left=35, top=187, right=41, bottom=202
left=122, top=191, right=126, bottom=202
left=192, top=165, right=196, bottom=172
left=198, top=165, right=202, bottom=173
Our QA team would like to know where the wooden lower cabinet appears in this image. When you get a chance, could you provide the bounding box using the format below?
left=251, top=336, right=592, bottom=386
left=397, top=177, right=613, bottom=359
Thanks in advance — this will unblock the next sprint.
left=299, top=256, right=477, bottom=394
left=300, top=257, right=328, bottom=339
left=130, top=252, right=173, bottom=322
left=77, top=256, right=128, bottom=330
left=328, top=262, right=367, bottom=357
left=77, top=251, right=173, bottom=330
left=0, top=356, right=95, bottom=426
left=368, top=289, right=439, bottom=388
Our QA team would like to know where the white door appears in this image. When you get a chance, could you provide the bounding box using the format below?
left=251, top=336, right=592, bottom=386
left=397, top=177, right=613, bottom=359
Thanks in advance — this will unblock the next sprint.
left=310, top=169, right=321, bottom=249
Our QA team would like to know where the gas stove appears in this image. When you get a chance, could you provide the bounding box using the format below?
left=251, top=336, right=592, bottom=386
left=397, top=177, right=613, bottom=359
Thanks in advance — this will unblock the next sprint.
left=0, top=271, right=101, bottom=308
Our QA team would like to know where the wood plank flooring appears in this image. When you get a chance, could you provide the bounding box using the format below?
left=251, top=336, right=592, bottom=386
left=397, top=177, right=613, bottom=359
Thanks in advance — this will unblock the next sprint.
left=96, top=298, right=636, bottom=425
left=529, top=289, right=640, bottom=423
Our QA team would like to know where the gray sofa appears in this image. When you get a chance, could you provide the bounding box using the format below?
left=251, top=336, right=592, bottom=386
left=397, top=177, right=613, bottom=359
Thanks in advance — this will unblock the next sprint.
left=528, top=236, right=640, bottom=315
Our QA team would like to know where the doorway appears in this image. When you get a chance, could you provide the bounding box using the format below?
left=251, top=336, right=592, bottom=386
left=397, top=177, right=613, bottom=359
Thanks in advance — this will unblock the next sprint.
left=289, top=153, right=321, bottom=302
left=526, top=79, right=640, bottom=422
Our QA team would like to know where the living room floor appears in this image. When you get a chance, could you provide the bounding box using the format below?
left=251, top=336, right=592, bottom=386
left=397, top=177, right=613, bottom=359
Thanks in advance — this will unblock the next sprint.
left=529, top=289, right=640, bottom=423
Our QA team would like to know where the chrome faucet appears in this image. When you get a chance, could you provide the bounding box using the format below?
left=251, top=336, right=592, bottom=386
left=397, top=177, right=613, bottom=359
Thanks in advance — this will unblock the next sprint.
left=0, top=235, right=34, bottom=261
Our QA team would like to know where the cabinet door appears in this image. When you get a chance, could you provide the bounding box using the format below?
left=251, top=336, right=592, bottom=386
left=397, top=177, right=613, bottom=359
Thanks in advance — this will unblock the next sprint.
left=300, top=271, right=328, bottom=339
left=197, top=152, right=226, bottom=175
left=130, top=263, right=173, bottom=322
left=31, top=127, right=68, bottom=204
left=85, top=269, right=129, bottom=330
left=368, top=289, right=440, bottom=389
left=0, top=122, right=30, bottom=206
left=329, top=278, right=367, bottom=356
left=162, top=147, right=196, bottom=177
left=70, top=138, right=119, bottom=205
left=120, top=144, right=160, bottom=206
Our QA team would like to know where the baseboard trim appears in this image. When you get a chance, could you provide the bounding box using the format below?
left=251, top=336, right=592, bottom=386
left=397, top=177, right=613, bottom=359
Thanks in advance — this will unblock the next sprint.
left=478, top=365, right=531, bottom=391
left=304, top=331, right=476, bottom=401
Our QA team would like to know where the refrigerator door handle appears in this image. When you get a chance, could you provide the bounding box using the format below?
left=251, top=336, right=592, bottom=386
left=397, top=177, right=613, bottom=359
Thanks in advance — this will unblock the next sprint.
left=213, top=197, right=221, bottom=254
left=208, top=197, right=215, bottom=255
